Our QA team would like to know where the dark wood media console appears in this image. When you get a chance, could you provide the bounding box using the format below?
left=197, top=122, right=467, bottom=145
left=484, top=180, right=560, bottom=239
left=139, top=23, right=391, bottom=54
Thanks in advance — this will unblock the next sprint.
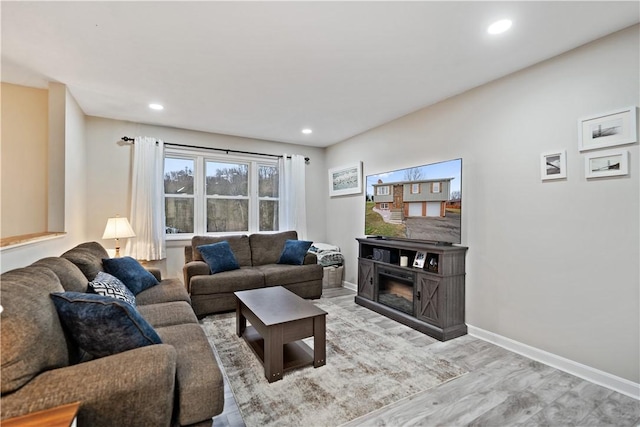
left=355, top=238, right=468, bottom=341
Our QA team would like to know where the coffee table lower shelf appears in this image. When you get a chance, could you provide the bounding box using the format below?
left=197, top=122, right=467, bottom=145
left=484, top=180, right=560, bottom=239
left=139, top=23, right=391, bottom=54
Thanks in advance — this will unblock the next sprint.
left=242, top=326, right=315, bottom=373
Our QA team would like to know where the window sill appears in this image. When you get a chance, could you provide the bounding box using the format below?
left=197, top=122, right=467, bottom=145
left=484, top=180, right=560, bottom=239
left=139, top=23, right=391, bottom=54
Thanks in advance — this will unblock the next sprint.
left=0, top=232, right=66, bottom=250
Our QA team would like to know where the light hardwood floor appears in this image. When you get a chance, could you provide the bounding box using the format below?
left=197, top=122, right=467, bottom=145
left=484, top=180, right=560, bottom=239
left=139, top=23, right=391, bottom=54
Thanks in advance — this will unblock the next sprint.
left=211, top=287, right=639, bottom=427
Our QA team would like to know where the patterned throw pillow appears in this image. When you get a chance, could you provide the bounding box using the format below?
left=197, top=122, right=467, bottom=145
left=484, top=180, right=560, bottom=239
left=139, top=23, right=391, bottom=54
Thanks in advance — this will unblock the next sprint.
left=89, top=271, right=136, bottom=307
left=50, top=292, right=162, bottom=358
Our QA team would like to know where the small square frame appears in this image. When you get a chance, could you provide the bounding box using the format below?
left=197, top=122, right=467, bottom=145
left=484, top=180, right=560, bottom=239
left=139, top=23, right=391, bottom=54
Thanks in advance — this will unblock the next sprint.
left=578, top=106, right=637, bottom=152
left=328, top=162, right=362, bottom=197
left=541, top=150, right=567, bottom=181
left=585, top=149, right=629, bottom=179
left=413, top=251, right=426, bottom=268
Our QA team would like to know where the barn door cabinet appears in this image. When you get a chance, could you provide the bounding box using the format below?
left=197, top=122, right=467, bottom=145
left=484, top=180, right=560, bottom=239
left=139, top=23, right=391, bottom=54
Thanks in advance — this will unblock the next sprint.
left=356, top=237, right=468, bottom=341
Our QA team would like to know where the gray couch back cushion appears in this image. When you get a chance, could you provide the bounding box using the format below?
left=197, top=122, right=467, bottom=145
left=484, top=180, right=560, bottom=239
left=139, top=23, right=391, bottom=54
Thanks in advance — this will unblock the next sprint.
left=249, top=230, right=298, bottom=266
left=0, top=266, right=70, bottom=394
left=32, top=257, right=89, bottom=293
left=192, top=235, right=252, bottom=267
left=60, top=242, right=108, bottom=281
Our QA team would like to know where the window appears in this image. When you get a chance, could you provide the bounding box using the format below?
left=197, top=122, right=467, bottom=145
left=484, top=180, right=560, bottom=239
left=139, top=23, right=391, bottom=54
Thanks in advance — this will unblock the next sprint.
left=164, top=149, right=279, bottom=237
left=411, top=183, right=420, bottom=194
left=205, top=161, right=249, bottom=232
left=164, top=157, right=195, bottom=234
left=376, top=186, right=390, bottom=196
left=380, top=202, right=389, bottom=209
left=431, top=182, right=440, bottom=193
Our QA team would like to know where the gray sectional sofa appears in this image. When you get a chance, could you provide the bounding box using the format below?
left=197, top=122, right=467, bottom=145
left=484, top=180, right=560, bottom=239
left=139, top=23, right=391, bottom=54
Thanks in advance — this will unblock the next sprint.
left=0, top=242, right=223, bottom=427
left=183, top=230, right=323, bottom=318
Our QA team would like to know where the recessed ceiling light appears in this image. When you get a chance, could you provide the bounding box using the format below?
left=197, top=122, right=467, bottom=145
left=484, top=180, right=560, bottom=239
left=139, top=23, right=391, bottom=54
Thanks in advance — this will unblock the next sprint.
left=487, top=19, right=512, bottom=35
left=302, top=129, right=312, bottom=134
left=149, top=103, right=164, bottom=110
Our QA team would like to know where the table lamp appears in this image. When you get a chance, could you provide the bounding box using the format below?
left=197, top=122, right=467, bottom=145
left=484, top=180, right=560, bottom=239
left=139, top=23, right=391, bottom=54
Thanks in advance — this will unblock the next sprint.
left=102, top=216, right=136, bottom=257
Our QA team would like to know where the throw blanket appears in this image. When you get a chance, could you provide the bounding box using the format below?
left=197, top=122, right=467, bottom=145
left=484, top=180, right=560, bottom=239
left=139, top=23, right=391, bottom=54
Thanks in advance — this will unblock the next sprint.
left=310, top=243, right=344, bottom=267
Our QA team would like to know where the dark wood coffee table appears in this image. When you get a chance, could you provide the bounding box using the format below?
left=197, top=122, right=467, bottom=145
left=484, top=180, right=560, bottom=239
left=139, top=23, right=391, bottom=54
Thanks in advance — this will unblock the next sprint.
left=234, top=286, right=327, bottom=383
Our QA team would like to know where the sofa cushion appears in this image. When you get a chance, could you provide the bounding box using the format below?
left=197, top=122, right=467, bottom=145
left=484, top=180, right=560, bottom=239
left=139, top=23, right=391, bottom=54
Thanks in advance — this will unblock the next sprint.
left=50, top=292, right=162, bottom=358
left=89, top=271, right=137, bottom=307
left=249, top=230, right=298, bottom=266
left=135, top=278, right=191, bottom=306
left=103, top=257, right=159, bottom=295
left=137, top=301, right=198, bottom=328
left=0, top=266, right=70, bottom=394
left=76, top=241, right=110, bottom=259
left=277, top=239, right=313, bottom=265
left=155, top=324, right=224, bottom=425
left=255, top=263, right=324, bottom=287
left=192, top=235, right=252, bottom=267
left=197, top=241, right=240, bottom=274
left=189, top=267, right=265, bottom=295
left=61, top=247, right=104, bottom=281
left=32, top=257, right=89, bottom=293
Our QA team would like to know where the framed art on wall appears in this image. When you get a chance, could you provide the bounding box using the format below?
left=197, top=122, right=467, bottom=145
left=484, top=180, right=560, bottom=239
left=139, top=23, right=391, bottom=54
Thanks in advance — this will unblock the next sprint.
left=541, top=150, right=567, bottom=181
left=584, top=149, right=629, bottom=179
left=578, top=106, right=637, bottom=152
left=328, top=162, right=362, bottom=197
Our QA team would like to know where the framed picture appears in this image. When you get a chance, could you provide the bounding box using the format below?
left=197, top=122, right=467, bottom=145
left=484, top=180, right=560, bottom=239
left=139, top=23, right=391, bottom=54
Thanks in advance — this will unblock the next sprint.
left=413, top=251, right=426, bottom=268
left=328, top=162, right=362, bottom=197
left=541, top=150, right=567, bottom=181
left=578, top=106, right=637, bottom=152
left=585, top=149, right=629, bottom=179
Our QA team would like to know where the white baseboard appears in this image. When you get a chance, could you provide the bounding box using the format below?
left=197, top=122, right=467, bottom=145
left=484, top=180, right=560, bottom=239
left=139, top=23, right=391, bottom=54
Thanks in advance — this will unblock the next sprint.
left=467, top=324, right=640, bottom=400
left=342, top=280, right=357, bottom=292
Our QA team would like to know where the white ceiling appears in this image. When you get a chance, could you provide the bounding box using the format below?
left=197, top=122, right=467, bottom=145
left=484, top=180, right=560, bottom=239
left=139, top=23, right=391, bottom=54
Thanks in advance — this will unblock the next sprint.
left=2, top=1, right=638, bottom=147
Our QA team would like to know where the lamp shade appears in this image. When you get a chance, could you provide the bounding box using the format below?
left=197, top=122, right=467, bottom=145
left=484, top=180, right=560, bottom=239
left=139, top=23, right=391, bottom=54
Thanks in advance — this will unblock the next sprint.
left=102, top=216, right=136, bottom=239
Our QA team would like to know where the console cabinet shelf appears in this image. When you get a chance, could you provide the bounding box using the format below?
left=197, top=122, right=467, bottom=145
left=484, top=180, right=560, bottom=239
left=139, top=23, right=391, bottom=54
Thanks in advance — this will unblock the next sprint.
left=355, top=238, right=468, bottom=341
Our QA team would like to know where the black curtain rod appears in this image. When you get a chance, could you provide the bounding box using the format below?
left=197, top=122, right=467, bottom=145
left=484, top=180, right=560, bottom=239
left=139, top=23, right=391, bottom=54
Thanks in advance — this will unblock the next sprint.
left=121, top=136, right=309, bottom=163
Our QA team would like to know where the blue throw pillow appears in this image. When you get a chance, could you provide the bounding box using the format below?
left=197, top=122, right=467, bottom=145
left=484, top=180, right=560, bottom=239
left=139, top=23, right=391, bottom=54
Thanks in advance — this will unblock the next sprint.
left=50, top=292, right=162, bottom=358
left=197, top=241, right=240, bottom=274
left=277, top=239, right=313, bottom=265
left=89, top=271, right=136, bottom=307
left=102, top=256, right=159, bottom=295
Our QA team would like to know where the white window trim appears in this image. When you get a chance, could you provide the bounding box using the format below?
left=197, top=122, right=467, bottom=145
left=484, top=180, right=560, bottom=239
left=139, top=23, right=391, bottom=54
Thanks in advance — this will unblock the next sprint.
left=164, top=147, right=279, bottom=240
left=377, top=186, right=390, bottom=196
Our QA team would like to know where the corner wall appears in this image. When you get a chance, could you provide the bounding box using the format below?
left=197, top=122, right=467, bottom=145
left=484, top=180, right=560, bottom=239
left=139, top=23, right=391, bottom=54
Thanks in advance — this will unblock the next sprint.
left=0, top=83, right=48, bottom=237
left=326, top=25, right=639, bottom=384
left=0, top=85, right=88, bottom=272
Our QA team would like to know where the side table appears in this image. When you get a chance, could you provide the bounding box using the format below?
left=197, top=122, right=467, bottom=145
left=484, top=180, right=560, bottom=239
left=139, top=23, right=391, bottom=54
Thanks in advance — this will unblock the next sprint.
left=2, top=402, right=80, bottom=427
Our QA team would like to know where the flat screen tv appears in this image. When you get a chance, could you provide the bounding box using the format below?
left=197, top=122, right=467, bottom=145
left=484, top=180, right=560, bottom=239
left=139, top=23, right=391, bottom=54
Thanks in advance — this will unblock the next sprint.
left=365, top=158, right=462, bottom=245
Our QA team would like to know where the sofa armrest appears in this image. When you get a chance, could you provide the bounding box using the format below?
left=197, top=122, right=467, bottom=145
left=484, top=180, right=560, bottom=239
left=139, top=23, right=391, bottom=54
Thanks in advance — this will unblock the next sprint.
left=0, top=345, right=177, bottom=427
left=146, top=267, right=162, bottom=282
left=184, top=245, right=193, bottom=263
left=183, top=261, right=210, bottom=293
left=303, top=252, right=318, bottom=265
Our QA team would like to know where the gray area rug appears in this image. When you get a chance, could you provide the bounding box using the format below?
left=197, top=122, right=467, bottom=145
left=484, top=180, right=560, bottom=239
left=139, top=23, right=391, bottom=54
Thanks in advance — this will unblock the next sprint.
left=201, top=297, right=467, bottom=426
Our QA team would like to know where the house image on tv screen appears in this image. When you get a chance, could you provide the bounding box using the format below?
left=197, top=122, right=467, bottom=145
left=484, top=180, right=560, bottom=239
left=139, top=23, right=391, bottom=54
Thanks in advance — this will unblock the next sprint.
left=372, top=178, right=454, bottom=220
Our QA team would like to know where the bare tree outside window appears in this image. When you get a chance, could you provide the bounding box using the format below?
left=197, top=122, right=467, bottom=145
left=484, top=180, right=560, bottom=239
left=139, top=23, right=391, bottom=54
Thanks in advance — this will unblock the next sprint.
left=206, top=162, right=249, bottom=232
left=164, top=158, right=194, bottom=233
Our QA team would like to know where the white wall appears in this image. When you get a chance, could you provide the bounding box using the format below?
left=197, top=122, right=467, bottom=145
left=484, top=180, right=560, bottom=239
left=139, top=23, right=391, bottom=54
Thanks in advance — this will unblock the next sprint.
left=0, top=85, right=88, bottom=272
left=84, top=117, right=327, bottom=280
left=326, top=25, right=639, bottom=383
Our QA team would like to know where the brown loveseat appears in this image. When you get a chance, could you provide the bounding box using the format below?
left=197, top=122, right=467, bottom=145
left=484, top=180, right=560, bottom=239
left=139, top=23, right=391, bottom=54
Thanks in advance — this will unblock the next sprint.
left=0, top=242, right=223, bottom=427
left=184, top=230, right=323, bottom=318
